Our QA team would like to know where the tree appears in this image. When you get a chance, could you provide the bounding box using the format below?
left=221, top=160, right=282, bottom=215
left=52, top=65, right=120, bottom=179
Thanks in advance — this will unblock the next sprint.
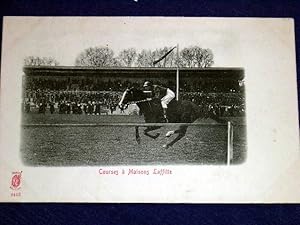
left=118, top=48, right=137, bottom=67
left=180, top=46, right=214, bottom=68
left=180, top=47, right=195, bottom=67
left=136, top=47, right=177, bottom=67
left=74, top=45, right=214, bottom=68
left=136, top=49, right=154, bottom=67
left=201, top=48, right=214, bottom=68
left=152, top=47, right=177, bottom=67
left=75, top=46, right=117, bottom=67
left=110, top=58, right=122, bottom=67
left=163, top=47, right=177, bottom=67
left=24, top=56, right=59, bottom=66
left=151, top=48, right=165, bottom=67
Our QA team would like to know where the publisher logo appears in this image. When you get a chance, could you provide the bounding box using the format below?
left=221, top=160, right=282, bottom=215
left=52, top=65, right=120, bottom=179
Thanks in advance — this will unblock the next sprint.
left=10, top=171, right=22, bottom=190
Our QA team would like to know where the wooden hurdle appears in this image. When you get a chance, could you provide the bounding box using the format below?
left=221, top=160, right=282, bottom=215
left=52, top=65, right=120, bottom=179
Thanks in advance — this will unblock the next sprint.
left=22, top=122, right=236, bottom=165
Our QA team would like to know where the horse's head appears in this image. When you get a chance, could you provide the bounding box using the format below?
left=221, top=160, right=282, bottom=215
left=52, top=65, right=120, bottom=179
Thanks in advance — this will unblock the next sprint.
left=118, top=87, right=145, bottom=110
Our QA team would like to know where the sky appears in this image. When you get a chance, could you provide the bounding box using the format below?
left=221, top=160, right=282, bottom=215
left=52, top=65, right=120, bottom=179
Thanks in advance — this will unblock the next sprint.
left=4, top=17, right=244, bottom=67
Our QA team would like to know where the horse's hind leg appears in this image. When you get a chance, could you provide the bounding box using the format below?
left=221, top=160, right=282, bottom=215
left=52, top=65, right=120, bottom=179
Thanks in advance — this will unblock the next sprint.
left=166, top=113, right=191, bottom=138
left=144, top=126, right=161, bottom=139
left=163, top=126, right=188, bottom=149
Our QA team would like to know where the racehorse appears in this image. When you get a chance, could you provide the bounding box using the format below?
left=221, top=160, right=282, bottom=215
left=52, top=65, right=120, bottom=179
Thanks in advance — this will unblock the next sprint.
left=118, top=87, right=225, bottom=148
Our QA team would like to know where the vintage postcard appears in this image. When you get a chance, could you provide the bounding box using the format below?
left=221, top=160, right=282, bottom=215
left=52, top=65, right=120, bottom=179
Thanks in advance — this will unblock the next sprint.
left=0, top=17, right=298, bottom=202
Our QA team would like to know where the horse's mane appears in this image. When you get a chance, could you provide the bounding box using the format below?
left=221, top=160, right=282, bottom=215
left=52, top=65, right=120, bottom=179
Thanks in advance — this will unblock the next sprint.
left=127, top=87, right=148, bottom=100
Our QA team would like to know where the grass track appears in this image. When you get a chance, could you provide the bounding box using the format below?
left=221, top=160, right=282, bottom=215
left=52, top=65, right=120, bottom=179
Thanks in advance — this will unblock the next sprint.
left=21, top=113, right=247, bottom=166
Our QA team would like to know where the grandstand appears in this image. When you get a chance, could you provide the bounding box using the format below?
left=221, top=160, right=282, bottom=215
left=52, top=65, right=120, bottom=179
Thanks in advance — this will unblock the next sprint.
left=22, top=66, right=245, bottom=116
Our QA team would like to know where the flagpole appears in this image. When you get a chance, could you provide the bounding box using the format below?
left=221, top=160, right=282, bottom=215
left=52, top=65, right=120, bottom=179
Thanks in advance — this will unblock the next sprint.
left=176, top=43, right=179, bottom=101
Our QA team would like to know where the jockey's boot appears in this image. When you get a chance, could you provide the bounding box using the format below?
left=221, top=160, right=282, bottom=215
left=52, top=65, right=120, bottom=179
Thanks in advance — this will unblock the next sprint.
left=164, top=116, right=168, bottom=123
left=163, top=108, right=168, bottom=123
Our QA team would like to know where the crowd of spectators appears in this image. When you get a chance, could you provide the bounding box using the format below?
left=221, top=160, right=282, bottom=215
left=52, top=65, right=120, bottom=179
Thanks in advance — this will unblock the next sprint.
left=23, top=78, right=245, bottom=116
left=181, top=92, right=245, bottom=117
left=24, top=78, right=244, bottom=93
left=180, top=80, right=243, bottom=93
left=23, top=90, right=122, bottom=115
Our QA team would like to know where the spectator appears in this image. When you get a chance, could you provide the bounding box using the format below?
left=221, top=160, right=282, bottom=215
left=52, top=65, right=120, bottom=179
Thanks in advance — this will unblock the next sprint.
left=49, top=102, right=55, bottom=114
left=22, top=78, right=245, bottom=116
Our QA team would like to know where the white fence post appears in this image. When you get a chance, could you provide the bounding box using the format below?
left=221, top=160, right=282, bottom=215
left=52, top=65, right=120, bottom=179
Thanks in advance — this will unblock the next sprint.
left=227, top=121, right=234, bottom=165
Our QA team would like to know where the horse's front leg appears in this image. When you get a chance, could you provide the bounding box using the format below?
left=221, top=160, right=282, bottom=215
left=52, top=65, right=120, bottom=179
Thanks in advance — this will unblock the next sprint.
left=135, top=126, right=141, bottom=144
left=163, top=126, right=188, bottom=148
left=144, top=126, right=161, bottom=139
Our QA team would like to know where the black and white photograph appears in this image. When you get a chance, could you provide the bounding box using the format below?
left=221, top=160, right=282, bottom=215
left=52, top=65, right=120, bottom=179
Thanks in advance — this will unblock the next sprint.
left=20, top=18, right=247, bottom=166
left=0, top=17, right=298, bottom=202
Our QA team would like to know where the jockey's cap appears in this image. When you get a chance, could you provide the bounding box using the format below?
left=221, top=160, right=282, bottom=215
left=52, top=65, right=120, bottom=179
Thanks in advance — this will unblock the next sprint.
left=143, top=81, right=152, bottom=87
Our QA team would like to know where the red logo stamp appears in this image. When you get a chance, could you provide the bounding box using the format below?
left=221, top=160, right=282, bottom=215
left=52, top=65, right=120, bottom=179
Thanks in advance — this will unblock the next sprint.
left=10, top=171, right=22, bottom=190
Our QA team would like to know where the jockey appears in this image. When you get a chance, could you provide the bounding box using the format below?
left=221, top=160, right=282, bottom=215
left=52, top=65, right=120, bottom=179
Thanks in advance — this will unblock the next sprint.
left=143, top=81, right=175, bottom=122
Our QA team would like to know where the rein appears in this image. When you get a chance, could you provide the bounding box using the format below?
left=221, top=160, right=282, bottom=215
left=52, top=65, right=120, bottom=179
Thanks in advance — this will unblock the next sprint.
left=127, top=98, right=152, bottom=105
left=122, top=98, right=152, bottom=110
